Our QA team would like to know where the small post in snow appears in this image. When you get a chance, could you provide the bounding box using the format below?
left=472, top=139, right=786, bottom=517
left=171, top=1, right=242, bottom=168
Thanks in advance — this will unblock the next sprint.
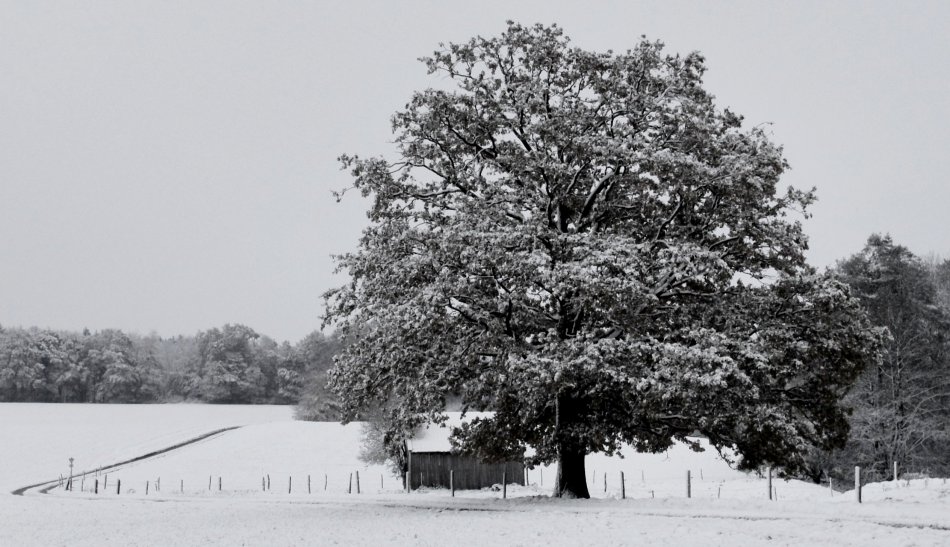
left=502, top=470, right=507, bottom=499
left=288, top=476, right=292, bottom=494
left=621, top=471, right=625, bottom=499
left=180, top=479, right=183, bottom=494
left=116, top=479, right=121, bottom=495
left=94, top=479, right=98, bottom=494
left=450, top=470, right=455, bottom=497
left=218, top=477, right=222, bottom=491
left=768, top=467, right=773, bottom=501
left=686, top=470, right=691, bottom=498
left=68, top=457, right=74, bottom=492
left=146, top=481, right=149, bottom=495
left=855, top=466, right=862, bottom=503
left=348, top=472, right=353, bottom=494
left=356, top=471, right=360, bottom=494
left=604, top=472, right=607, bottom=493
left=893, top=461, right=898, bottom=482
left=308, top=475, right=311, bottom=494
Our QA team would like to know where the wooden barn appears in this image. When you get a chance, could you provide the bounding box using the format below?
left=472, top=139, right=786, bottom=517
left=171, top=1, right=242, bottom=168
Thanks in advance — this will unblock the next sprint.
left=406, top=413, right=525, bottom=491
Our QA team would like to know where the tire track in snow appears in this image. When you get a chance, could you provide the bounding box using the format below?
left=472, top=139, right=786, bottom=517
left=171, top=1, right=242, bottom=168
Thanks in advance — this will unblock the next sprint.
left=10, top=426, right=242, bottom=496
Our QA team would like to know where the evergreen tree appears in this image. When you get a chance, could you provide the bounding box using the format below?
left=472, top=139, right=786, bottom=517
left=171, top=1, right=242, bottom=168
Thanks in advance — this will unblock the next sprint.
left=821, top=235, right=950, bottom=481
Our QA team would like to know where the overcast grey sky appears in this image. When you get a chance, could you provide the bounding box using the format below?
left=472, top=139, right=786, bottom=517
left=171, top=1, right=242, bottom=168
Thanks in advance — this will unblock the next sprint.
left=2, top=1, right=948, bottom=343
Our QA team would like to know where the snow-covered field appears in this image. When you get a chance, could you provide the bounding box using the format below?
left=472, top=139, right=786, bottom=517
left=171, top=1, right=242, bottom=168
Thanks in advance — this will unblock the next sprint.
left=2, top=404, right=949, bottom=546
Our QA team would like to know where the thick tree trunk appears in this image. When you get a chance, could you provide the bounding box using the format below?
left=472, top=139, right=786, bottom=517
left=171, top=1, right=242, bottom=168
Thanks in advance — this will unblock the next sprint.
left=553, top=392, right=590, bottom=499
left=554, top=443, right=590, bottom=498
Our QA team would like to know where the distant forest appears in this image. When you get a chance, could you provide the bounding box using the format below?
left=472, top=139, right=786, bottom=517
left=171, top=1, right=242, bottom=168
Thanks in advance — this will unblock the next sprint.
left=0, top=323, right=340, bottom=419
left=3, top=235, right=950, bottom=479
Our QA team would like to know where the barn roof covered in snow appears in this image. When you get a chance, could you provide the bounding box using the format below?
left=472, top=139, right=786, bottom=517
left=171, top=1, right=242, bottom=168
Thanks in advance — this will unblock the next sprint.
left=405, top=412, right=493, bottom=453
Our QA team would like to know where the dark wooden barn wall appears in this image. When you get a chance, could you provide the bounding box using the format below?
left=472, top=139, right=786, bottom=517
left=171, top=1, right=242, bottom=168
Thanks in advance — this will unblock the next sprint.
left=409, top=452, right=524, bottom=490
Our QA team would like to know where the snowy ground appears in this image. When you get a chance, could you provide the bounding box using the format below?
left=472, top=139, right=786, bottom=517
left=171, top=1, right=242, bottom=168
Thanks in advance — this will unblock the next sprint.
left=2, top=404, right=949, bottom=546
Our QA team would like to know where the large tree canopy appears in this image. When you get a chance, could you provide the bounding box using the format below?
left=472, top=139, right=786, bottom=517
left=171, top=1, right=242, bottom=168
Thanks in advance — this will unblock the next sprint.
left=325, top=22, right=882, bottom=498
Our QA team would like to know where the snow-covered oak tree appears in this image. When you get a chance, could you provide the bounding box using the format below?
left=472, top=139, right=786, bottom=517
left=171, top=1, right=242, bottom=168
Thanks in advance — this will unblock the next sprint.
left=324, top=23, right=882, bottom=498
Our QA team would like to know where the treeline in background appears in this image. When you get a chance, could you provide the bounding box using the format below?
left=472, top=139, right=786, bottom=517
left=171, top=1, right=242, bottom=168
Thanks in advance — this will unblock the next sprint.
left=807, top=235, right=950, bottom=485
left=0, top=323, right=340, bottom=419
left=2, top=234, right=949, bottom=482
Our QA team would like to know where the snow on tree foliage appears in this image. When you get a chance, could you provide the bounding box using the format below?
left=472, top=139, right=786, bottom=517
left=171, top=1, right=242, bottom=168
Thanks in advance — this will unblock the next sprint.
left=323, top=22, right=883, bottom=498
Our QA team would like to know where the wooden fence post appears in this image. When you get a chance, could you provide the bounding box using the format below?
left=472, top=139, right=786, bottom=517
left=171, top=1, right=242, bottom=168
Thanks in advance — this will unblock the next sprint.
left=116, top=479, right=121, bottom=495
left=267, top=474, right=271, bottom=491
left=180, top=479, right=183, bottom=494
left=262, top=476, right=266, bottom=491
left=502, top=470, right=507, bottom=499
left=146, top=481, right=149, bottom=495
left=450, top=470, right=455, bottom=497
left=356, top=471, right=361, bottom=494
left=324, top=473, right=328, bottom=491
left=893, top=461, right=898, bottom=482
left=308, top=475, right=311, bottom=494
left=621, top=471, right=625, bottom=499
left=289, top=476, right=292, bottom=494
left=157, top=477, right=161, bottom=492
left=604, top=472, right=607, bottom=493
left=686, top=470, right=691, bottom=498
left=218, top=477, right=222, bottom=491
left=855, top=466, right=862, bottom=503
left=539, top=467, right=543, bottom=487
left=348, top=473, right=353, bottom=494
left=94, top=479, right=98, bottom=494
left=208, top=475, right=211, bottom=490
left=768, top=467, right=773, bottom=501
